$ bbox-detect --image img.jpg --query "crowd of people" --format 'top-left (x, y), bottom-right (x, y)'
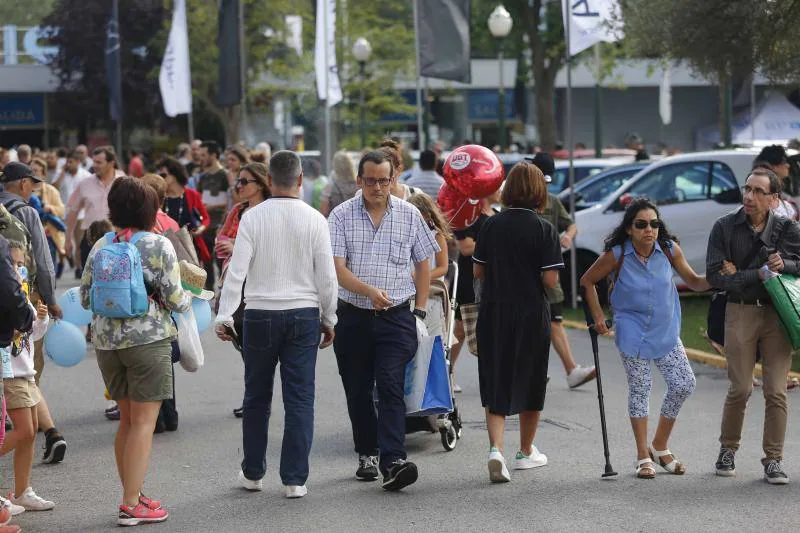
top-left (0, 137), bottom-right (797, 529)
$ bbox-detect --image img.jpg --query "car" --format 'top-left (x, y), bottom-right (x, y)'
top-left (558, 162), bottom-right (651, 212)
top-left (562, 149), bottom-right (760, 303)
top-left (498, 154), bottom-right (635, 194)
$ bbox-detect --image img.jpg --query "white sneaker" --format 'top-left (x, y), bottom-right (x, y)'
top-left (453, 383), bottom-right (462, 393)
top-left (514, 445), bottom-right (548, 470)
top-left (238, 470), bottom-right (263, 491)
top-left (0, 495), bottom-right (22, 518)
top-left (488, 448), bottom-right (511, 483)
top-left (284, 485), bottom-right (307, 499)
top-left (10, 487), bottom-right (54, 511)
top-left (567, 365), bottom-right (597, 389)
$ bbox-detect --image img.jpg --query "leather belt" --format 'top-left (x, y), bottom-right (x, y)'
top-left (338, 299), bottom-right (411, 316)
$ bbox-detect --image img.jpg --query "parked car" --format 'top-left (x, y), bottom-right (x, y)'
top-left (558, 162), bottom-right (650, 213)
top-left (563, 149), bottom-right (760, 303)
top-left (498, 154), bottom-right (634, 194)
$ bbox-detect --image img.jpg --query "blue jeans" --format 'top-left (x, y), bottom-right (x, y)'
top-left (241, 308), bottom-right (319, 486)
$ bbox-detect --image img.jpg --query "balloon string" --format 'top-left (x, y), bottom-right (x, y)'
top-left (447, 198), bottom-right (471, 226)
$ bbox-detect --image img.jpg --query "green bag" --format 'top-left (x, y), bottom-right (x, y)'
top-left (763, 273), bottom-right (800, 349)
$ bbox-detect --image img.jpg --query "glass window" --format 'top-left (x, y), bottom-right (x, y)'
top-left (550, 165), bottom-right (606, 193)
top-left (576, 167), bottom-right (641, 204)
top-left (710, 162), bottom-right (739, 195)
top-left (626, 162), bottom-right (710, 205)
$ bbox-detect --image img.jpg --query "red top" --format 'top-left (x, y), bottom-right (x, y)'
top-left (128, 156), bottom-right (144, 178)
top-left (154, 210), bottom-right (179, 234)
top-left (183, 188), bottom-right (212, 263)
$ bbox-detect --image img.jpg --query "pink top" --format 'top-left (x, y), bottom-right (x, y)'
top-left (154, 210), bottom-right (179, 234)
top-left (66, 175), bottom-right (117, 230)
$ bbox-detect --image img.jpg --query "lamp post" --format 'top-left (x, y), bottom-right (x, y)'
top-left (488, 5), bottom-right (513, 153)
top-left (352, 37), bottom-right (372, 149)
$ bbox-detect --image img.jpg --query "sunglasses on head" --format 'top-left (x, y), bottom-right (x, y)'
top-left (633, 219), bottom-right (661, 230)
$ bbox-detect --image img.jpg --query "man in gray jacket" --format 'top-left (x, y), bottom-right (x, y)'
top-left (0, 162), bottom-right (67, 465)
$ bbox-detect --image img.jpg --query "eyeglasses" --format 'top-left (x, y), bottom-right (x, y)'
top-left (741, 185), bottom-right (772, 197)
top-left (236, 178), bottom-right (257, 187)
top-left (633, 219), bottom-right (661, 230)
top-left (362, 177), bottom-right (391, 187)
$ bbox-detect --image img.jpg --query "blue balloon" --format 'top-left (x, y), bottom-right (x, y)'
top-left (58, 287), bottom-right (93, 326)
top-left (44, 321), bottom-right (87, 367)
top-left (191, 298), bottom-right (213, 334)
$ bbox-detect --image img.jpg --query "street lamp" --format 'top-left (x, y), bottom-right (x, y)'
top-left (352, 37), bottom-right (372, 149)
top-left (488, 5), bottom-right (513, 153)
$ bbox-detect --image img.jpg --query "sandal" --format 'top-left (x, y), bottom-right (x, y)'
top-left (635, 458), bottom-right (656, 479)
top-left (649, 445), bottom-right (686, 475)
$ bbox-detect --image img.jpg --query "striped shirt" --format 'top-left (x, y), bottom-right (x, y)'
top-left (706, 206), bottom-right (800, 302)
top-left (406, 170), bottom-right (444, 200)
top-left (329, 194), bottom-right (439, 309)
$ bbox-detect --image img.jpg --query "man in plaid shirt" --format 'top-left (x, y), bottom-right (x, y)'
top-left (329, 150), bottom-right (439, 492)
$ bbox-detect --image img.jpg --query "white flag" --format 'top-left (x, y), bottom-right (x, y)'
top-left (314, 0), bottom-right (342, 107)
top-left (659, 67), bottom-right (672, 125)
top-left (562, 0), bottom-right (623, 57)
top-left (159, 0), bottom-right (192, 117)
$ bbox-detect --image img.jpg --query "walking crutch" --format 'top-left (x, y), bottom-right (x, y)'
top-left (579, 287), bottom-right (618, 479)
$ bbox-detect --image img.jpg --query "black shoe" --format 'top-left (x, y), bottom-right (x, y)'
top-left (233, 406), bottom-right (244, 418)
top-left (42, 431), bottom-right (67, 464)
top-left (715, 447), bottom-right (736, 477)
top-left (154, 415), bottom-right (166, 434)
top-left (163, 410), bottom-right (178, 432)
top-left (356, 455), bottom-right (379, 481)
top-left (764, 459), bottom-right (790, 485)
top-left (382, 460), bottom-right (418, 491)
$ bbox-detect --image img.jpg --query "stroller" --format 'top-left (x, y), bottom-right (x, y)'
top-left (404, 261), bottom-right (464, 451)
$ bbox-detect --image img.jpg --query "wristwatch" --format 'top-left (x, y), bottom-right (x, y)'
top-left (412, 308), bottom-right (427, 320)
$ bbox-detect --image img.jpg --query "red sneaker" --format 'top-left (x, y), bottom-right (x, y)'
top-left (0, 525), bottom-right (21, 532)
top-left (138, 493), bottom-right (161, 510)
top-left (117, 503), bottom-right (168, 527)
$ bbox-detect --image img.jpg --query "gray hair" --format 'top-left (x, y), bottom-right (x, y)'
top-left (268, 150), bottom-right (302, 188)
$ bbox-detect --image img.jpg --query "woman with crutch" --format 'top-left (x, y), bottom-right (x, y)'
top-left (581, 197), bottom-right (709, 479)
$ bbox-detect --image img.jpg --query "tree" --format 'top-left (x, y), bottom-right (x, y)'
top-left (43, 1), bottom-right (166, 137)
top-left (622, 0), bottom-right (800, 145)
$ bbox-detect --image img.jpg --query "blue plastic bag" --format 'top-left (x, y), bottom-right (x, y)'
top-left (404, 335), bottom-right (453, 416)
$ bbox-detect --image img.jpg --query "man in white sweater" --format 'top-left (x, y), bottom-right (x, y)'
top-left (215, 150), bottom-right (338, 499)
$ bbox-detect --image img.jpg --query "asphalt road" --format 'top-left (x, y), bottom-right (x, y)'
top-left (6, 281), bottom-right (800, 532)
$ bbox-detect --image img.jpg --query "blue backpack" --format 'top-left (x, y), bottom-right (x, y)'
top-left (90, 232), bottom-right (150, 318)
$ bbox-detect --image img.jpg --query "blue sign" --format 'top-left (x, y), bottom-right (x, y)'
top-left (380, 90), bottom-right (417, 123)
top-left (468, 89), bottom-right (515, 121)
top-left (0, 95), bottom-right (45, 127)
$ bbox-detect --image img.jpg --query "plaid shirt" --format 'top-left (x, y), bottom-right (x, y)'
top-left (329, 194), bottom-right (439, 309)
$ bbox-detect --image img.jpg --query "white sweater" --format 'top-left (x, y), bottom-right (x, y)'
top-left (7, 308), bottom-right (48, 380)
top-left (216, 197), bottom-right (339, 328)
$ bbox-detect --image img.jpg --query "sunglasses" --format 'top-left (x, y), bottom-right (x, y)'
top-left (362, 177), bottom-right (391, 187)
top-left (236, 178), bottom-right (257, 187)
top-left (633, 219), bottom-right (661, 230)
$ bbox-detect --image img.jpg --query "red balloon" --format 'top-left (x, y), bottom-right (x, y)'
top-left (437, 183), bottom-right (481, 231)
top-left (443, 144), bottom-right (505, 199)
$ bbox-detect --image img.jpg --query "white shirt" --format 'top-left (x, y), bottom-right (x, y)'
top-left (7, 310), bottom-right (48, 380)
top-left (57, 167), bottom-right (90, 206)
top-left (215, 197), bottom-right (339, 328)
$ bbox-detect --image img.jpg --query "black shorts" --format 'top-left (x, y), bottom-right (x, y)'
top-left (549, 302), bottom-right (564, 323)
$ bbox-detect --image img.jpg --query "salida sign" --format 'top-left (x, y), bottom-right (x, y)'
top-left (0, 95), bottom-right (45, 127)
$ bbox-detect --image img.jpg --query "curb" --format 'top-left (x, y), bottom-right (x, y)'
top-left (561, 319), bottom-right (800, 380)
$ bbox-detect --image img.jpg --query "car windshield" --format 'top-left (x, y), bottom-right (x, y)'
top-left (573, 167), bottom-right (643, 204)
top-left (550, 166), bottom-right (605, 193)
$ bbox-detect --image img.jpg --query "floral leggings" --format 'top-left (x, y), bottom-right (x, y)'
top-left (620, 340), bottom-right (696, 419)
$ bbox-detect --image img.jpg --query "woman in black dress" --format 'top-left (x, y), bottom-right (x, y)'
top-left (473, 162), bottom-right (563, 483)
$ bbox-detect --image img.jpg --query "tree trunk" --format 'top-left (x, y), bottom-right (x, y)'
top-left (535, 77), bottom-right (558, 151)
top-left (718, 71), bottom-right (732, 147)
top-left (223, 105), bottom-right (241, 145)
top-left (523, 0), bottom-right (562, 151)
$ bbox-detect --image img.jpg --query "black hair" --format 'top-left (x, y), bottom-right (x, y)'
top-left (157, 156), bottom-right (189, 187)
top-left (200, 140), bottom-right (221, 158)
top-left (755, 145), bottom-right (788, 167)
top-left (603, 197), bottom-right (678, 252)
top-left (357, 150), bottom-right (394, 178)
top-left (419, 150), bottom-right (437, 171)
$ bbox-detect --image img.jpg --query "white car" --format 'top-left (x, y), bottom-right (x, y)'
top-left (566, 149), bottom-right (760, 300)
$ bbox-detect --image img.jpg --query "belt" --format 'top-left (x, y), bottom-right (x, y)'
top-left (729, 297), bottom-right (770, 307)
top-left (338, 299), bottom-right (411, 316)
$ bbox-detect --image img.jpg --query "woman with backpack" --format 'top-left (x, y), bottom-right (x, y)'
top-left (580, 197), bottom-right (709, 479)
top-left (80, 177), bottom-right (191, 526)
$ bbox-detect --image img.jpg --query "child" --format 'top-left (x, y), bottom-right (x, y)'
top-left (408, 193), bottom-right (453, 339)
top-left (0, 243), bottom-right (54, 512)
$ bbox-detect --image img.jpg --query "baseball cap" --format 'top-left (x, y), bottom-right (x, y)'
top-left (0, 162), bottom-right (40, 184)
top-left (525, 153), bottom-right (555, 183)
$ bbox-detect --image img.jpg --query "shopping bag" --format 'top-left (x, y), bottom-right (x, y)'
top-left (404, 335), bottom-right (453, 416)
top-left (763, 273), bottom-right (800, 349)
top-left (459, 303), bottom-right (479, 357)
top-left (175, 307), bottom-right (205, 372)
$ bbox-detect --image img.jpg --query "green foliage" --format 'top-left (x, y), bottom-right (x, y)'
top-left (0, 0), bottom-right (55, 26)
